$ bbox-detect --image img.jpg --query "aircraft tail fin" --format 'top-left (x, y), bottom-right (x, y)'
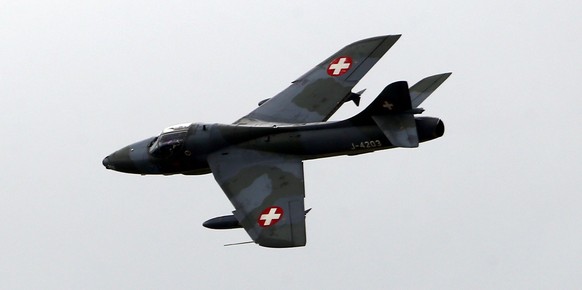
top-left (353, 81), bottom-right (414, 118)
top-left (353, 72), bottom-right (451, 119)
top-left (351, 81), bottom-right (420, 147)
top-left (350, 73), bottom-right (451, 148)
top-left (349, 74), bottom-right (450, 148)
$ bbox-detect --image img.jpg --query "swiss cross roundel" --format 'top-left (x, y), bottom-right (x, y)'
top-left (258, 206), bottom-right (284, 227)
top-left (327, 56), bottom-right (353, 76)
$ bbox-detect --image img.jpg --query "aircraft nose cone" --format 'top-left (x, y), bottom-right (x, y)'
top-left (102, 156), bottom-right (114, 169)
top-left (103, 137), bottom-right (160, 174)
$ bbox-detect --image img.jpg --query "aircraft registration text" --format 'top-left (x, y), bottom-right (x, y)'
top-left (350, 140), bottom-right (382, 150)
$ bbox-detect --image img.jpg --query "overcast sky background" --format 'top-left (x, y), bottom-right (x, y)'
top-left (1, 1), bottom-right (581, 289)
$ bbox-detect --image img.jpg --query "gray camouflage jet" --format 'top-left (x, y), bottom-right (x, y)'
top-left (103, 35), bottom-right (450, 248)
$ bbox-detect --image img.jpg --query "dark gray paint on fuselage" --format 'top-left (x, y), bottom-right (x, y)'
top-left (102, 116), bottom-right (444, 176)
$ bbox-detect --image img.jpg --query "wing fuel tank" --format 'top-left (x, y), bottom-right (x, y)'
top-left (203, 215), bottom-right (242, 230)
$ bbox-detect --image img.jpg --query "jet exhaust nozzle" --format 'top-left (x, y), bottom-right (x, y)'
top-left (203, 215), bottom-right (242, 230)
top-left (416, 117), bottom-right (445, 142)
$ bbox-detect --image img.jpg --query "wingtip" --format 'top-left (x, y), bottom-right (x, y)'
top-left (441, 72), bottom-right (453, 80)
top-left (386, 34), bottom-right (402, 44)
top-left (382, 34), bottom-right (402, 40)
top-left (361, 34), bottom-right (402, 43)
top-left (430, 72), bottom-right (453, 80)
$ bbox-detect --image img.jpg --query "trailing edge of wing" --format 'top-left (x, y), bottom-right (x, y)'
top-left (207, 149), bottom-right (307, 248)
top-left (410, 73), bottom-right (452, 107)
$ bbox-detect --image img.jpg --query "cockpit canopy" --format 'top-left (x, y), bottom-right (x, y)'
top-left (148, 123), bottom-right (190, 158)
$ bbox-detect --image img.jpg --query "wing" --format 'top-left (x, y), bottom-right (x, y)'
top-left (235, 35), bottom-right (401, 125)
top-left (207, 148), bottom-right (307, 248)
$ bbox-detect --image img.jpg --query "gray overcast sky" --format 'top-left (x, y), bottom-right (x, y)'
top-left (1, 1), bottom-right (581, 289)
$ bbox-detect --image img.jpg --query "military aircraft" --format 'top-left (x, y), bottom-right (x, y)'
top-left (103, 35), bottom-right (450, 248)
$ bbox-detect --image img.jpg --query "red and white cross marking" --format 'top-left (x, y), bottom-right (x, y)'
top-left (258, 206), bottom-right (284, 227)
top-left (327, 56), bottom-right (353, 76)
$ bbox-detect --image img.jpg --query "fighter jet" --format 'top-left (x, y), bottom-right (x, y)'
top-left (103, 35), bottom-right (450, 248)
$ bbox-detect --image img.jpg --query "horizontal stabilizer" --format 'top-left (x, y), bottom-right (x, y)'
top-left (410, 73), bottom-right (452, 107)
top-left (373, 115), bottom-right (419, 148)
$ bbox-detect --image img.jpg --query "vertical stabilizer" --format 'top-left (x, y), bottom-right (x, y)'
top-left (351, 81), bottom-right (419, 147)
top-left (355, 81), bottom-right (412, 117)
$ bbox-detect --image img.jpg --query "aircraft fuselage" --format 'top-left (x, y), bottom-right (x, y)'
top-left (102, 116), bottom-right (444, 176)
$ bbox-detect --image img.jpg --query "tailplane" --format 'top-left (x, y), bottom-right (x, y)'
top-left (410, 73), bottom-right (452, 107)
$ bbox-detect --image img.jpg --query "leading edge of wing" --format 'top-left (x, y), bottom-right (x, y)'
top-left (236, 35), bottom-right (401, 125)
top-left (293, 34), bottom-right (401, 83)
top-left (207, 148), bottom-right (307, 248)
